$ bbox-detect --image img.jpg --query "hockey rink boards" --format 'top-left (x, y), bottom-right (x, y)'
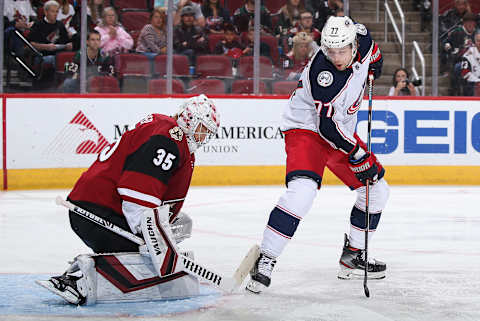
top-left (1, 185), bottom-right (479, 321)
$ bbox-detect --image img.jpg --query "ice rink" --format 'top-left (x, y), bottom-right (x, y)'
top-left (1, 185), bottom-right (479, 321)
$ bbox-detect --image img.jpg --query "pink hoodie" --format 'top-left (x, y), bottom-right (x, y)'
top-left (95, 25), bottom-right (134, 56)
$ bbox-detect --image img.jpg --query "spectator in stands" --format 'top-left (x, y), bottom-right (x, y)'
top-left (286, 11), bottom-right (321, 51)
top-left (413, 0), bottom-right (432, 31)
top-left (173, 0), bottom-right (206, 28)
top-left (440, 0), bottom-right (471, 38)
top-left (458, 30), bottom-right (480, 96)
top-left (201, 0), bottom-right (231, 34)
top-left (62, 30), bottom-right (114, 93)
top-left (87, 0), bottom-right (104, 26)
top-left (442, 12), bottom-right (477, 95)
top-left (57, 0), bottom-right (76, 37)
top-left (304, 0), bottom-right (341, 31)
top-left (282, 32), bottom-right (313, 81)
top-left (4, 0), bottom-right (37, 58)
top-left (233, 0), bottom-right (272, 34)
top-left (136, 7), bottom-right (167, 59)
top-left (173, 5), bottom-right (209, 68)
top-left (275, 0), bottom-right (306, 39)
top-left (241, 25), bottom-right (271, 58)
top-left (94, 7), bottom-right (134, 56)
top-left (388, 68), bottom-right (419, 96)
top-left (213, 23), bottom-right (244, 57)
top-left (28, 0), bottom-right (73, 82)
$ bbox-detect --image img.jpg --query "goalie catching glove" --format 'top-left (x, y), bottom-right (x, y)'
top-left (348, 144), bottom-right (378, 185)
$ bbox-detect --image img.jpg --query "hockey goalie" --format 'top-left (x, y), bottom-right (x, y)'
top-left (37, 95), bottom-right (220, 305)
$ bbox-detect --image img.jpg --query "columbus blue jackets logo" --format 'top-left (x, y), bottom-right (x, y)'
top-left (317, 71), bottom-right (333, 87)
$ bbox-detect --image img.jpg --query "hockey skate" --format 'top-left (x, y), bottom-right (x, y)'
top-left (337, 234), bottom-right (386, 280)
top-left (36, 274), bottom-right (86, 305)
top-left (246, 252), bottom-right (276, 294)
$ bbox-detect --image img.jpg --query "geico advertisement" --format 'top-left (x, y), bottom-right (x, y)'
top-left (4, 97), bottom-right (480, 169)
top-left (4, 97), bottom-right (286, 169)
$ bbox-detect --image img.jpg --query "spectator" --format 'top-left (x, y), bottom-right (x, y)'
top-left (442, 12), bottom-right (477, 95)
top-left (173, 5), bottom-right (209, 67)
top-left (87, 0), bottom-right (104, 26)
top-left (275, 0), bottom-right (306, 38)
top-left (94, 7), bottom-right (134, 56)
top-left (213, 24), bottom-right (244, 57)
top-left (173, 0), bottom-right (206, 28)
top-left (282, 32), bottom-right (314, 80)
top-left (28, 0), bottom-right (73, 81)
top-left (56, 0), bottom-right (76, 37)
top-left (136, 7), bottom-right (167, 59)
top-left (440, 0), bottom-right (471, 38)
top-left (233, 0), bottom-right (272, 34)
top-left (388, 68), bottom-right (420, 96)
top-left (286, 11), bottom-right (321, 50)
top-left (201, 0), bottom-right (231, 33)
top-left (458, 30), bottom-right (480, 96)
top-left (4, 0), bottom-right (37, 58)
top-left (241, 25), bottom-right (271, 58)
top-left (305, 0), bottom-right (341, 31)
top-left (62, 30), bottom-right (115, 93)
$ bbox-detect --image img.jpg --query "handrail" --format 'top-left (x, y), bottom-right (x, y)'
top-left (384, 0), bottom-right (405, 67)
top-left (411, 40), bottom-right (426, 96)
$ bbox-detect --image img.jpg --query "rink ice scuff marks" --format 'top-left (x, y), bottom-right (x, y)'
top-left (0, 274), bottom-right (220, 317)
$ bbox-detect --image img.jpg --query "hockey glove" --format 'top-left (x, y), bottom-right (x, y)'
top-left (348, 147), bottom-right (379, 185)
top-left (369, 56), bottom-right (383, 80)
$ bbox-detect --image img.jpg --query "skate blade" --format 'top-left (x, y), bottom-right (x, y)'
top-left (245, 279), bottom-right (266, 294)
top-left (337, 266), bottom-right (386, 280)
top-left (35, 280), bottom-right (81, 305)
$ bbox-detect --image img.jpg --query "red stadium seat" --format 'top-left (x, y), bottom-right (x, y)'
top-left (224, 0), bottom-right (245, 15)
top-left (120, 11), bottom-right (150, 34)
top-left (188, 79), bottom-right (226, 94)
top-left (237, 56), bottom-right (273, 78)
top-left (272, 81), bottom-right (297, 95)
top-left (231, 79), bottom-right (268, 94)
top-left (196, 55), bottom-right (233, 78)
top-left (55, 51), bottom-right (76, 74)
top-left (149, 79), bottom-right (185, 94)
top-left (475, 83), bottom-right (480, 97)
top-left (113, 0), bottom-right (148, 10)
top-left (88, 76), bottom-right (121, 93)
top-left (261, 34), bottom-right (280, 66)
top-left (114, 53), bottom-right (151, 79)
top-left (265, 0), bottom-right (285, 14)
top-left (153, 55), bottom-right (190, 76)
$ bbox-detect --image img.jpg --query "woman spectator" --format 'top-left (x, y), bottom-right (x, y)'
top-left (201, 0), bottom-right (231, 33)
top-left (388, 68), bottom-right (419, 96)
top-left (276, 0), bottom-right (306, 38)
top-left (57, 0), bottom-right (76, 37)
top-left (282, 32), bottom-right (313, 80)
top-left (94, 7), bottom-right (134, 56)
top-left (136, 7), bottom-right (167, 59)
top-left (88, 0), bottom-right (105, 26)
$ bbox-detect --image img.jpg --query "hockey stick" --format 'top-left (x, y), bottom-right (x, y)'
top-left (56, 196), bottom-right (255, 292)
top-left (363, 72), bottom-right (374, 298)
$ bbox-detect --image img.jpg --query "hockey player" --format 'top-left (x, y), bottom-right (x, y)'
top-left (246, 16), bottom-right (389, 294)
top-left (37, 95), bottom-right (220, 304)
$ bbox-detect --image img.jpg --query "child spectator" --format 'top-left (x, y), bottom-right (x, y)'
top-left (136, 7), bottom-right (167, 59)
top-left (213, 23), bottom-right (244, 60)
top-left (275, 0), bottom-right (306, 39)
top-left (241, 26), bottom-right (271, 58)
top-left (94, 7), bottom-right (133, 56)
top-left (201, 0), bottom-right (231, 33)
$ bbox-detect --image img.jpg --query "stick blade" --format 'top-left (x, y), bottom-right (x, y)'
top-left (231, 244), bottom-right (260, 291)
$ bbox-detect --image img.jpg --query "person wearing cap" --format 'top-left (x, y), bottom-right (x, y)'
top-left (173, 0), bottom-right (205, 28)
top-left (173, 5), bottom-right (209, 68)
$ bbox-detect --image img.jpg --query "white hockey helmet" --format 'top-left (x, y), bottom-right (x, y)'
top-left (321, 16), bottom-right (358, 65)
top-left (176, 94), bottom-right (220, 153)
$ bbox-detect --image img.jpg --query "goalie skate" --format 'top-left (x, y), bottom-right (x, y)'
top-left (337, 234), bottom-right (386, 280)
top-left (246, 253), bottom-right (276, 294)
top-left (36, 274), bottom-right (86, 305)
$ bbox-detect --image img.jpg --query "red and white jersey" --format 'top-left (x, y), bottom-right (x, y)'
top-left (69, 114), bottom-right (193, 221)
top-left (282, 23), bottom-right (381, 155)
top-left (460, 46), bottom-right (480, 82)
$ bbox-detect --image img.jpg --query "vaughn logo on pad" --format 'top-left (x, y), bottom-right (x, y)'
top-left (44, 111), bottom-right (110, 155)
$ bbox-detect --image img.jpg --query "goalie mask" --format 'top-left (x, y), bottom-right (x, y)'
top-left (176, 94), bottom-right (220, 153)
top-left (321, 16), bottom-right (358, 68)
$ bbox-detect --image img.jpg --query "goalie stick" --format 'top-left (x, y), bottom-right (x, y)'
top-left (56, 196), bottom-right (256, 292)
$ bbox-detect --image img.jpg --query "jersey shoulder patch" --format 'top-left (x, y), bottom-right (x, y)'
top-left (356, 24), bottom-right (373, 59)
top-left (308, 53), bottom-right (352, 103)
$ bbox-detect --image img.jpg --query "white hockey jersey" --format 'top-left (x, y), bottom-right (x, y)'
top-left (460, 45), bottom-right (480, 82)
top-left (281, 23), bottom-right (381, 155)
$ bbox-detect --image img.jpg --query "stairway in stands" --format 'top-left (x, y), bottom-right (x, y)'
top-left (350, 0), bottom-right (449, 96)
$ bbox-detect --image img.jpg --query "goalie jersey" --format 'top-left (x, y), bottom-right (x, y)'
top-left (282, 23), bottom-right (381, 155)
top-left (69, 114), bottom-right (193, 221)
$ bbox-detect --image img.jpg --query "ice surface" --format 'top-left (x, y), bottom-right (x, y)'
top-left (1, 186), bottom-right (479, 321)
